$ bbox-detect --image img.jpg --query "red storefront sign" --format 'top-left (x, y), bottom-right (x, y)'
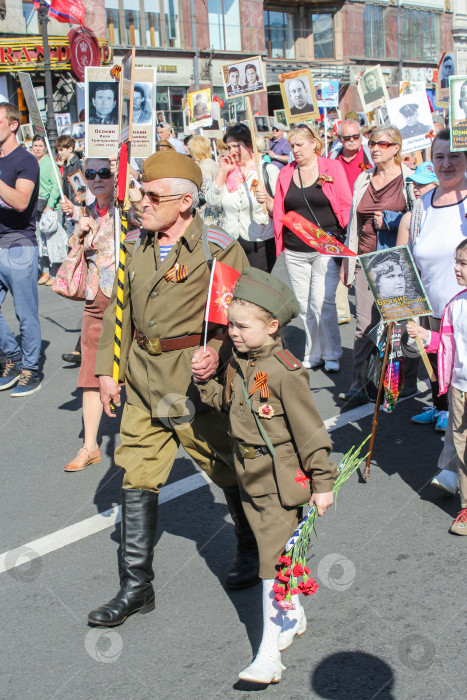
top-left (68, 28), bottom-right (100, 82)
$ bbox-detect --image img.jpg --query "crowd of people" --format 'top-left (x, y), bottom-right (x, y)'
top-left (1, 95), bottom-right (466, 685)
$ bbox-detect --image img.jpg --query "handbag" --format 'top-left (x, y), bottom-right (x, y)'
top-left (51, 243), bottom-right (87, 301)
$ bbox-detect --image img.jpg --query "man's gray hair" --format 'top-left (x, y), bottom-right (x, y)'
top-left (169, 177), bottom-right (199, 210)
top-left (338, 119), bottom-right (361, 136)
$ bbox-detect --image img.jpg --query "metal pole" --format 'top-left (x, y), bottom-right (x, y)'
top-left (38, 0), bottom-right (58, 151)
top-left (190, 0), bottom-right (200, 91)
top-left (397, 0), bottom-right (403, 84)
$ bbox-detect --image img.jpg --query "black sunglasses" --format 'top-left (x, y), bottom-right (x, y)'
top-left (341, 134), bottom-right (361, 142)
top-left (85, 168), bottom-right (112, 180)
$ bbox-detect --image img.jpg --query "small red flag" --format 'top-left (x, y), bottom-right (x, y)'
top-left (204, 259), bottom-right (240, 325)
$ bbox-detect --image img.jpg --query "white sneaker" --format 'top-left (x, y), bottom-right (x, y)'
top-left (324, 360), bottom-right (340, 373)
top-left (302, 359), bottom-right (324, 370)
top-left (279, 609), bottom-right (307, 651)
top-left (238, 654), bottom-right (285, 684)
top-left (431, 469), bottom-right (458, 495)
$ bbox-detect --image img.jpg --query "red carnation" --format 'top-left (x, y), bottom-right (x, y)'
top-left (278, 555), bottom-right (292, 566)
top-left (292, 563), bottom-right (304, 577)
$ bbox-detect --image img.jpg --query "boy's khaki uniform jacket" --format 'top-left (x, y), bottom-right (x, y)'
top-left (198, 338), bottom-right (337, 507)
top-left (95, 213), bottom-right (247, 419)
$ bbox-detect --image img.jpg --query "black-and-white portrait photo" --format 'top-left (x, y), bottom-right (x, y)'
top-left (133, 83), bottom-right (153, 124)
top-left (71, 122), bottom-right (85, 140)
top-left (254, 116), bottom-right (271, 133)
top-left (360, 246), bottom-right (432, 323)
top-left (386, 90), bottom-right (433, 154)
top-left (440, 53), bottom-right (455, 89)
top-left (88, 82), bottom-right (119, 125)
top-left (357, 66), bottom-right (388, 112)
top-left (221, 56), bottom-right (266, 99)
top-left (449, 76), bottom-right (467, 151)
top-left (279, 69), bottom-right (318, 123)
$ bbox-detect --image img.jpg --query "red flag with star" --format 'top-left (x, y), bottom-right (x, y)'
top-left (204, 259), bottom-right (240, 325)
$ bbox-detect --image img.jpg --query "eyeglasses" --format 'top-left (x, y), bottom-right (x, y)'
top-left (368, 140), bottom-right (398, 149)
top-left (142, 192), bottom-right (186, 205)
top-left (341, 134), bottom-right (361, 142)
top-left (85, 168), bottom-right (112, 180)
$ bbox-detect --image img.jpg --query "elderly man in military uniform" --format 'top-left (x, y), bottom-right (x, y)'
top-left (399, 103), bottom-right (431, 139)
top-left (88, 151), bottom-right (254, 627)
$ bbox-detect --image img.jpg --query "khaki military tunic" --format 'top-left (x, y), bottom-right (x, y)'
top-left (95, 213), bottom-right (248, 491)
top-left (197, 338), bottom-right (337, 577)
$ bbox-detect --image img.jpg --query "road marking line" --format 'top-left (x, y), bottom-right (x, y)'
top-left (0, 381), bottom-right (429, 574)
top-left (0, 473), bottom-right (208, 574)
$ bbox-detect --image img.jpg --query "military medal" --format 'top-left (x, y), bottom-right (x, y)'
top-left (258, 403), bottom-right (274, 419)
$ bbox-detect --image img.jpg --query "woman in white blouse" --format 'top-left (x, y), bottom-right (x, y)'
top-left (205, 123), bottom-right (278, 272)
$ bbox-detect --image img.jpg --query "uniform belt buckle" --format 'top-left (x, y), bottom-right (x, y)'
top-left (145, 337), bottom-right (162, 355)
top-left (238, 443), bottom-right (256, 459)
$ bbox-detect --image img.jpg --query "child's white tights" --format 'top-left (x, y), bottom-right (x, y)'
top-left (257, 579), bottom-right (284, 659)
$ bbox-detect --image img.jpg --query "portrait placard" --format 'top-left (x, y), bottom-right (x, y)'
top-left (71, 122), bottom-right (85, 140)
top-left (20, 123), bottom-right (34, 142)
top-left (85, 66), bottom-right (120, 157)
top-left (187, 88), bottom-right (212, 130)
top-left (399, 81), bottom-right (426, 96)
top-left (356, 65), bottom-right (389, 113)
top-left (359, 246), bottom-right (432, 323)
top-left (67, 170), bottom-right (87, 203)
top-left (18, 73), bottom-right (45, 136)
top-left (254, 115), bottom-right (273, 135)
top-left (120, 48), bottom-right (135, 144)
top-left (273, 109), bottom-right (287, 126)
top-left (202, 101), bottom-right (222, 137)
top-left (131, 67), bottom-right (156, 158)
top-left (436, 52), bottom-right (455, 107)
top-left (221, 56), bottom-right (266, 99)
top-left (386, 91), bottom-right (433, 154)
top-left (315, 80), bottom-right (339, 108)
top-left (449, 75), bottom-right (467, 151)
top-left (279, 68), bottom-right (319, 123)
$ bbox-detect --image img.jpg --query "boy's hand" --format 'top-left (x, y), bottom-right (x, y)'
top-left (309, 491), bottom-right (333, 516)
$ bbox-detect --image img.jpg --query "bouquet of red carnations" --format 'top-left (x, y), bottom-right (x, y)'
top-left (273, 437), bottom-right (370, 610)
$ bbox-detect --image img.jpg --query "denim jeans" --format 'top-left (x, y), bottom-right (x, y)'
top-left (0, 244), bottom-right (41, 371)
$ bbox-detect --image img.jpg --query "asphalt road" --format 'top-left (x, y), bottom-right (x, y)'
top-left (0, 255), bottom-right (464, 700)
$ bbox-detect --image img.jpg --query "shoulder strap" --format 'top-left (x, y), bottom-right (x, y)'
top-left (240, 377), bottom-right (276, 458)
top-left (275, 348), bottom-right (302, 370)
top-left (408, 197), bottom-right (424, 253)
top-left (262, 162), bottom-right (273, 198)
top-left (202, 224), bottom-right (213, 268)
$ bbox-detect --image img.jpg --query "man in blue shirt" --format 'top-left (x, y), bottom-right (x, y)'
top-left (0, 102), bottom-right (41, 396)
top-left (268, 123), bottom-right (291, 170)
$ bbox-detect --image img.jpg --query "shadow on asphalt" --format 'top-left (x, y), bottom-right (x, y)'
top-left (311, 651), bottom-right (395, 698)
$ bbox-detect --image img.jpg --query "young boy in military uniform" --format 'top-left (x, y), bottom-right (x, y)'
top-left (194, 267), bottom-right (338, 685)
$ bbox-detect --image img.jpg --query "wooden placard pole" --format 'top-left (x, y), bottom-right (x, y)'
top-left (245, 95), bottom-right (267, 214)
top-left (362, 321), bottom-right (394, 479)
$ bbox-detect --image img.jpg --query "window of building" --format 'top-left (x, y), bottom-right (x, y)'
top-left (105, 0), bottom-right (121, 46)
top-left (208, 0), bottom-right (241, 51)
top-left (144, 0), bottom-right (162, 48)
top-left (22, 0), bottom-right (39, 34)
top-left (124, 0), bottom-right (142, 46)
top-left (312, 13), bottom-right (334, 60)
top-left (164, 0), bottom-right (181, 48)
top-left (364, 4), bottom-right (385, 59)
top-left (264, 11), bottom-right (295, 59)
top-left (401, 9), bottom-right (440, 63)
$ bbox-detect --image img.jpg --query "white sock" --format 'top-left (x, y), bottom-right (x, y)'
top-left (281, 593), bottom-right (303, 632)
top-left (256, 579), bottom-right (284, 660)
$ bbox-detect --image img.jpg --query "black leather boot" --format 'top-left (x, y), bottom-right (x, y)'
top-left (223, 485), bottom-right (260, 590)
top-left (88, 489), bottom-right (158, 627)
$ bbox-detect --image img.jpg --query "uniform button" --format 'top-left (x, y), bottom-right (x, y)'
top-left (147, 320), bottom-right (155, 327)
top-left (250, 362), bottom-right (256, 367)
top-left (239, 401), bottom-right (244, 406)
top-left (150, 291), bottom-right (157, 299)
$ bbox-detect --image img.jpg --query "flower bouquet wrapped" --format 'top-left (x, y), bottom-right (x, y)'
top-left (273, 437), bottom-right (370, 610)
